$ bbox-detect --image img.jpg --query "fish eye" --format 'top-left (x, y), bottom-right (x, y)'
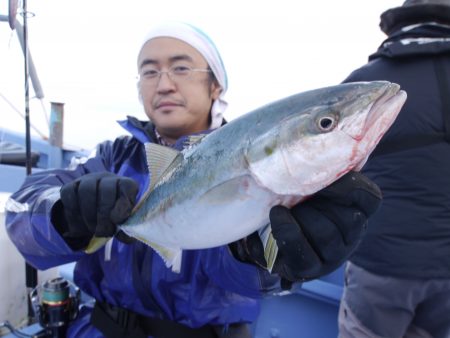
top-left (317, 116), bottom-right (336, 132)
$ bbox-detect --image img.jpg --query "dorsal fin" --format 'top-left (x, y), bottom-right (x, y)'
top-left (130, 143), bottom-right (181, 214)
top-left (145, 142), bottom-right (180, 192)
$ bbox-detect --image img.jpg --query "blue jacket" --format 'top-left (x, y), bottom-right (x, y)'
top-left (5, 117), bottom-right (279, 337)
top-left (345, 23), bottom-right (450, 279)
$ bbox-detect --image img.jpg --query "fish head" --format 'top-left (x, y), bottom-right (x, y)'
top-left (246, 81), bottom-right (407, 196)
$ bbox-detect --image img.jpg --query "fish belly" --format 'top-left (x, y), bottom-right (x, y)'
top-left (123, 174), bottom-right (284, 250)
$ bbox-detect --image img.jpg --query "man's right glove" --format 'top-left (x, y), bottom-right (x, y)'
top-left (51, 172), bottom-right (139, 250)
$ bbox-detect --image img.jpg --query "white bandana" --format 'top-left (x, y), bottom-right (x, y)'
top-left (139, 22), bottom-right (228, 129)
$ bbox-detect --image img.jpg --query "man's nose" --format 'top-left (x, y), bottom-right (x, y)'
top-left (156, 72), bottom-right (176, 92)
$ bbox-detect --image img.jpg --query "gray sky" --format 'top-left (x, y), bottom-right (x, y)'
top-left (0, 0), bottom-right (403, 150)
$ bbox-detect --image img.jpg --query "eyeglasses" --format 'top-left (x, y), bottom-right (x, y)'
top-left (138, 65), bottom-right (211, 85)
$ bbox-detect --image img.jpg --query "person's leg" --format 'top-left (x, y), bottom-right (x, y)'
top-left (405, 278), bottom-right (450, 338)
top-left (338, 262), bottom-right (417, 338)
top-left (338, 298), bottom-right (385, 338)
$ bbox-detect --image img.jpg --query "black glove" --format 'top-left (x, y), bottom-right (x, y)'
top-left (235, 171), bottom-right (382, 289)
top-left (51, 172), bottom-right (139, 250)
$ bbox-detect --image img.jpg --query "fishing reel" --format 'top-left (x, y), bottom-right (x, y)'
top-left (30, 277), bottom-right (80, 338)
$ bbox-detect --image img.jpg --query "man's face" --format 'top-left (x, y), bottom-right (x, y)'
top-left (137, 37), bottom-right (222, 143)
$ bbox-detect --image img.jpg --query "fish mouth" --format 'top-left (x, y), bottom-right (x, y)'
top-left (364, 84), bottom-right (406, 135)
top-left (342, 83), bottom-right (406, 141)
top-left (353, 84), bottom-right (407, 170)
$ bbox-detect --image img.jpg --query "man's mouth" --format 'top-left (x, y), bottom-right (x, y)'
top-left (155, 98), bottom-right (184, 109)
top-left (157, 102), bottom-right (178, 108)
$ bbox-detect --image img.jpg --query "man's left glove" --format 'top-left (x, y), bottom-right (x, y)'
top-left (234, 171), bottom-right (382, 289)
top-left (271, 171), bottom-right (381, 288)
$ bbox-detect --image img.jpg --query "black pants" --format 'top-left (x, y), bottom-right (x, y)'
top-left (91, 301), bottom-right (251, 338)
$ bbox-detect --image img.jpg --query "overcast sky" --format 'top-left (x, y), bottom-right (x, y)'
top-left (0, 0), bottom-right (404, 150)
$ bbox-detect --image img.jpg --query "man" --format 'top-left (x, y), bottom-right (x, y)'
top-left (6, 22), bottom-right (381, 338)
top-left (338, 1), bottom-right (450, 337)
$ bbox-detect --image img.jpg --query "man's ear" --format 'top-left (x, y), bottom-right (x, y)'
top-left (211, 83), bottom-right (222, 100)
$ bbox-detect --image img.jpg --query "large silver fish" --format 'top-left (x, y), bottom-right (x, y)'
top-left (90, 81), bottom-right (406, 272)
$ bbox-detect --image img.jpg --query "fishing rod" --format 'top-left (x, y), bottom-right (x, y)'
top-left (20, 0), bottom-right (39, 325)
top-left (2, 3), bottom-right (81, 337)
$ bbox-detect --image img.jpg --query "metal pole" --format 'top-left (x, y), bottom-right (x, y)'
top-left (49, 102), bottom-right (64, 148)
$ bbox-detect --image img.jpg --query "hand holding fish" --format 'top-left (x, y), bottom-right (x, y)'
top-left (269, 171), bottom-right (382, 289)
top-left (52, 172), bottom-right (138, 250)
top-left (232, 171), bottom-right (381, 289)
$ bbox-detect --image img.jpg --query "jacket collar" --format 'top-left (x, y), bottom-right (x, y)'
top-left (117, 116), bottom-right (217, 151)
top-left (369, 22), bottom-right (450, 60)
